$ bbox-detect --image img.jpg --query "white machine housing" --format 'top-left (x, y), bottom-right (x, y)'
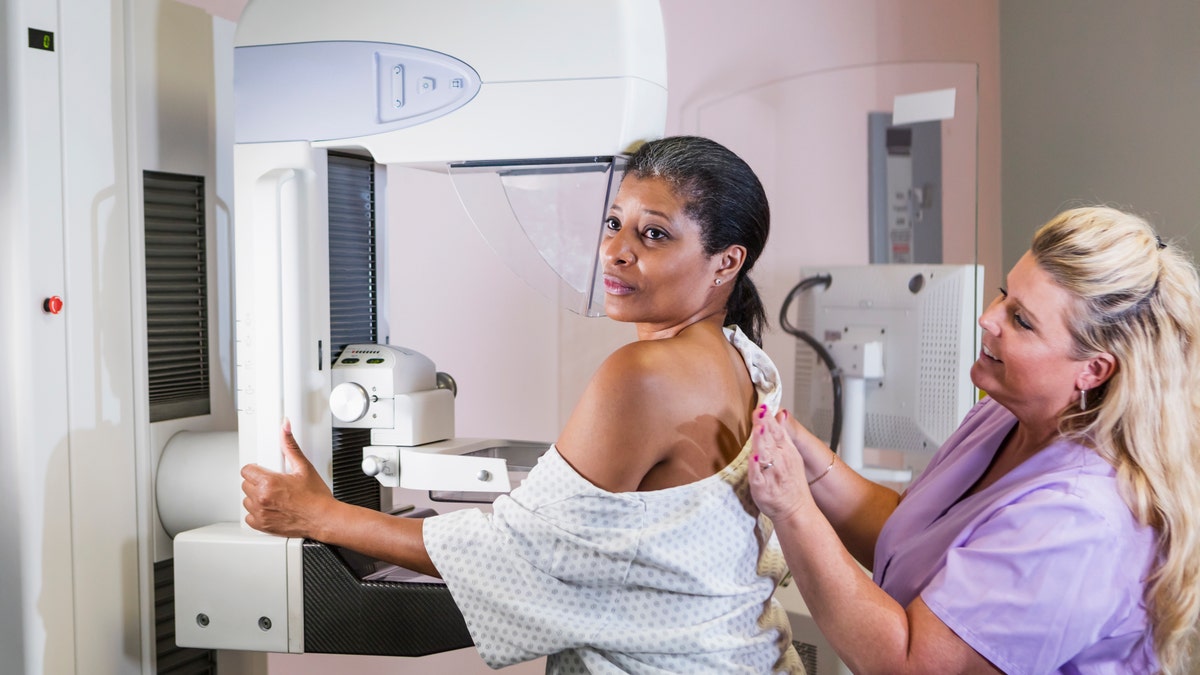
top-left (328, 343), bottom-right (516, 494)
top-left (329, 344), bottom-right (455, 445)
top-left (233, 0), bottom-right (668, 164)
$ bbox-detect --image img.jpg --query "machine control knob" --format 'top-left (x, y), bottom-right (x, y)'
top-left (361, 455), bottom-right (394, 477)
top-left (329, 382), bottom-right (370, 422)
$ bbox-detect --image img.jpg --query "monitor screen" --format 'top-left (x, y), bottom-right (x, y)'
top-left (790, 264), bottom-right (983, 479)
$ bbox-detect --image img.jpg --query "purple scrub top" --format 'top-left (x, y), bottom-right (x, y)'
top-left (874, 398), bottom-right (1158, 674)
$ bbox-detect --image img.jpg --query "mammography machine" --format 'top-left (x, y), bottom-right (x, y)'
top-left (162, 0), bottom-right (667, 656)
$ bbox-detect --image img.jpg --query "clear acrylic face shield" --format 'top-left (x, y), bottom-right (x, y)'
top-left (448, 156), bottom-right (628, 317)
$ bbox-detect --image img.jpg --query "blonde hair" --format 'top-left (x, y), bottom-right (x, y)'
top-left (1031, 206), bottom-right (1200, 674)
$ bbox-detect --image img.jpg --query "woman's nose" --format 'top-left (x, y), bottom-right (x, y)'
top-left (603, 229), bottom-right (633, 265)
top-left (978, 302), bottom-right (1001, 335)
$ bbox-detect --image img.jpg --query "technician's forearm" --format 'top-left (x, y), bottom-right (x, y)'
top-left (812, 469), bottom-right (900, 567)
top-left (315, 501), bottom-right (439, 578)
top-left (774, 505), bottom-right (913, 674)
top-left (800, 444), bottom-right (900, 568)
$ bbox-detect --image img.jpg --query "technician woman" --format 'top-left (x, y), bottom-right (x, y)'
top-left (750, 206), bottom-right (1200, 674)
top-left (242, 136), bottom-right (804, 673)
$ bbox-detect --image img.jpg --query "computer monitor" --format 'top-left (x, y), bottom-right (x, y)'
top-left (789, 264), bottom-right (983, 482)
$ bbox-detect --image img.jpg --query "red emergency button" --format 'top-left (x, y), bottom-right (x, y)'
top-left (43, 296), bottom-right (64, 314)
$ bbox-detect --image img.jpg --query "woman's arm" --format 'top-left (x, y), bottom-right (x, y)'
top-left (241, 420), bottom-right (438, 577)
top-left (751, 416), bottom-right (1000, 674)
top-left (777, 411), bottom-right (901, 568)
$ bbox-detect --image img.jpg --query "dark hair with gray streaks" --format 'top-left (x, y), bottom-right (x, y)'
top-left (623, 136), bottom-right (770, 345)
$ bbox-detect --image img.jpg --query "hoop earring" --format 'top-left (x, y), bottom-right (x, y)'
top-left (1080, 388), bottom-right (1088, 411)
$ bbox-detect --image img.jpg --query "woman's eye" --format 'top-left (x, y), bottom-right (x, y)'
top-left (643, 227), bottom-right (667, 241)
top-left (604, 217), bottom-right (620, 232)
top-left (998, 287), bottom-right (1032, 329)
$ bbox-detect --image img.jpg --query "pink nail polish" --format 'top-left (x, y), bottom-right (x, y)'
top-left (753, 454), bottom-right (759, 462)
top-left (758, 408), bottom-right (765, 419)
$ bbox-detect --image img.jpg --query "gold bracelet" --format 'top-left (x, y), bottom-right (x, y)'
top-left (807, 453), bottom-right (837, 486)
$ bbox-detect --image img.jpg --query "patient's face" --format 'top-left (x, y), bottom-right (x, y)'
top-left (599, 176), bottom-right (720, 329)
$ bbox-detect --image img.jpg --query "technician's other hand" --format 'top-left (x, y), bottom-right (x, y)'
top-left (241, 419), bottom-right (335, 539)
top-left (748, 407), bottom-right (811, 523)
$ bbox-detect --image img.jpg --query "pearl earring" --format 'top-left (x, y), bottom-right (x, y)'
top-left (715, 278), bottom-right (723, 286)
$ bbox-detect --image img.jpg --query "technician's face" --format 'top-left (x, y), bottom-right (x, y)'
top-left (972, 252), bottom-right (1084, 418)
top-left (600, 176), bottom-right (719, 328)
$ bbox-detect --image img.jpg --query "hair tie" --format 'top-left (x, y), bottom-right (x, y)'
top-left (1156, 235), bottom-right (1166, 249)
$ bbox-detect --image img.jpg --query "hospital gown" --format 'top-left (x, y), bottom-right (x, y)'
top-left (424, 326), bottom-right (804, 674)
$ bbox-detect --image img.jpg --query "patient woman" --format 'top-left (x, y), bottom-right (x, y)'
top-left (749, 206), bottom-right (1200, 674)
top-left (242, 136), bottom-right (804, 673)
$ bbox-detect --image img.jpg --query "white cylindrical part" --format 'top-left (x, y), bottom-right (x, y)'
top-left (157, 430), bottom-right (242, 537)
top-left (839, 376), bottom-right (866, 472)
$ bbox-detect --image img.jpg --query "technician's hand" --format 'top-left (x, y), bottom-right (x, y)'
top-left (763, 407), bottom-right (837, 474)
top-left (748, 407), bottom-right (814, 524)
top-left (241, 419), bottom-right (336, 539)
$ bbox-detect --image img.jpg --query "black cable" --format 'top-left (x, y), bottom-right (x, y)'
top-left (778, 274), bottom-right (842, 453)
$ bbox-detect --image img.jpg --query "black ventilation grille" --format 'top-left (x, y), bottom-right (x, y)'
top-left (328, 152), bottom-right (378, 353)
top-left (155, 558), bottom-right (216, 674)
top-left (332, 428), bottom-right (378, 508)
top-left (327, 153), bottom-right (379, 510)
top-left (144, 171), bottom-right (210, 422)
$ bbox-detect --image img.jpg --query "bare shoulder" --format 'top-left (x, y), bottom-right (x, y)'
top-left (556, 330), bottom-right (751, 492)
top-left (595, 338), bottom-right (686, 399)
top-left (556, 341), bottom-right (684, 490)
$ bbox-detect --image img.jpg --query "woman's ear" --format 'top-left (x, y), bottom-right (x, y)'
top-left (1077, 352), bottom-right (1116, 392)
top-left (715, 244), bottom-right (747, 278)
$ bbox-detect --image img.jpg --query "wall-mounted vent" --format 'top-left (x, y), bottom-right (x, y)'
top-left (143, 171), bottom-right (210, 422)
top-left (327, 153), bottom-right (380, 510)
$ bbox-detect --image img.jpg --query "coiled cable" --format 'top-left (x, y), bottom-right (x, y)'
top-left (778, 274), bottom-right (843, 453)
